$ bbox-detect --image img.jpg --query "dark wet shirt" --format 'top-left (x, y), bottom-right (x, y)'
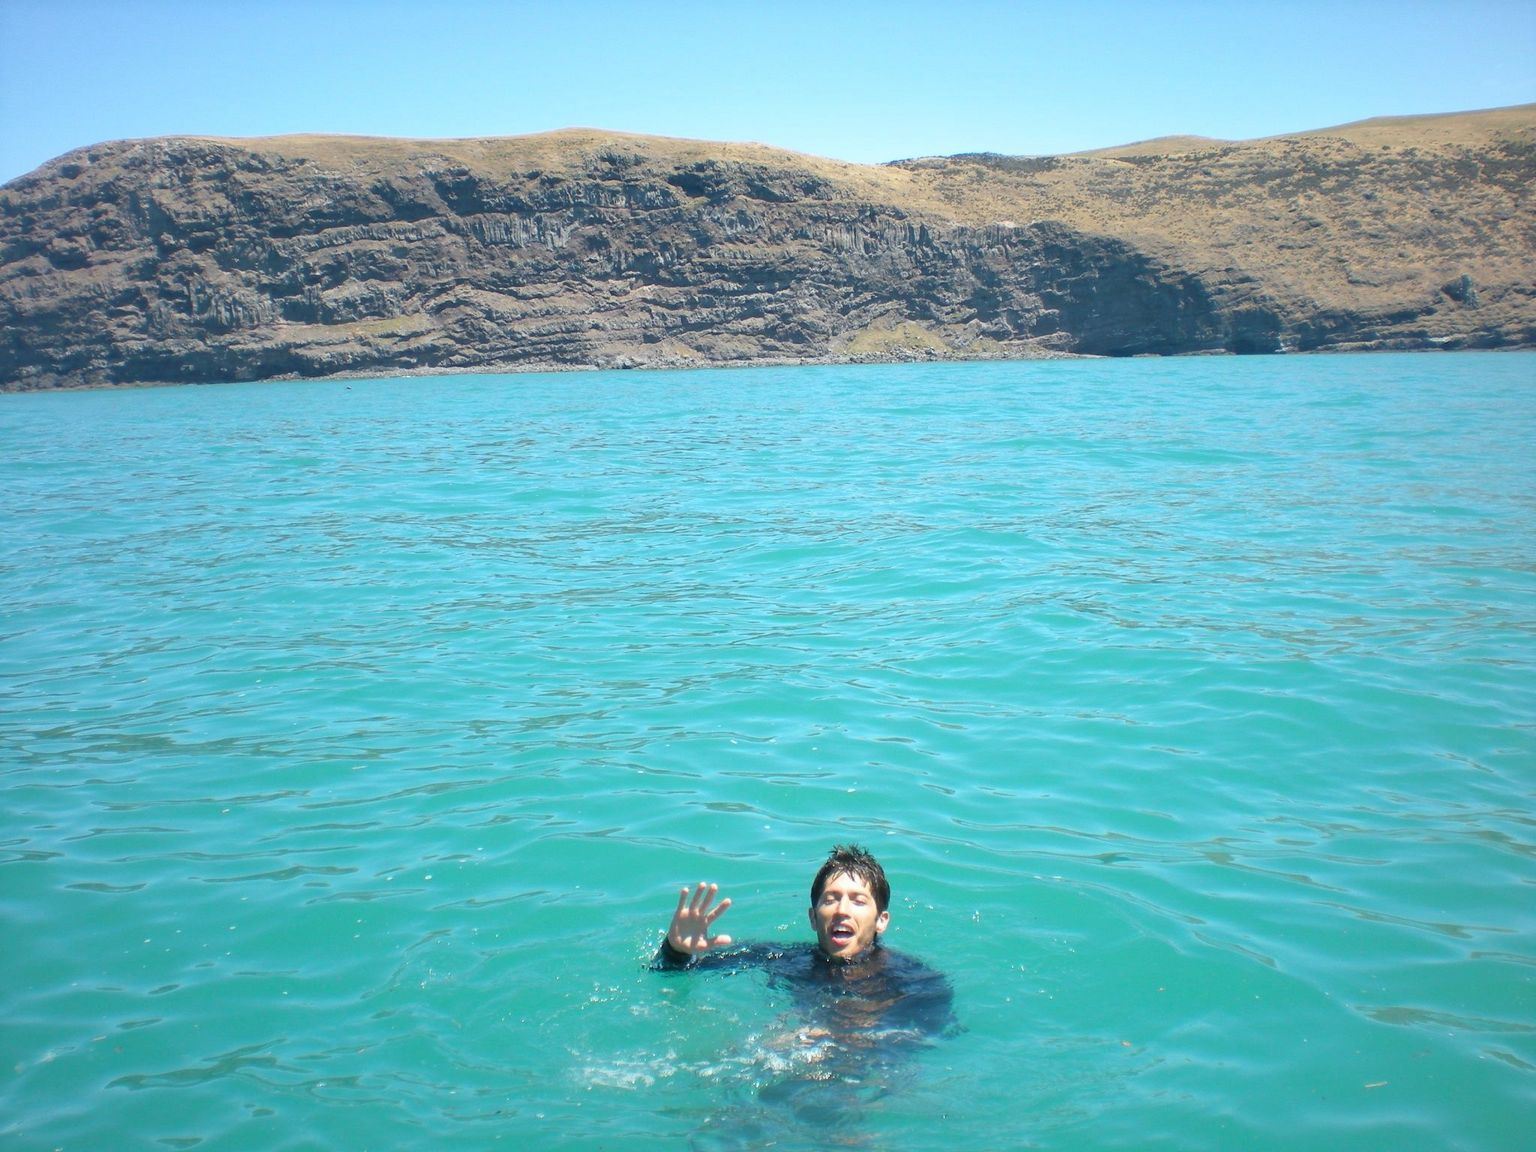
top-left (651, 938), bottom-right (956, 1047)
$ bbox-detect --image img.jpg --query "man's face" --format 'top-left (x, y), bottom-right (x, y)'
top-left (809, 870), bottom-right (889, 961)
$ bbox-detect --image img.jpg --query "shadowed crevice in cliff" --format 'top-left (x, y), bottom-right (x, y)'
top-left (2, 109), bottom-right (1531, 389)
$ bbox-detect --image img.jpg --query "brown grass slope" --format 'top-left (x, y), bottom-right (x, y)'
top-left (900, 104), bottom-right (1535, 352)
top-left (1, 106), bottom-right (1531, 389)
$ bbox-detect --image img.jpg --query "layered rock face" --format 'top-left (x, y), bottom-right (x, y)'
top-left (2, 107), bottom-right (1532, 389)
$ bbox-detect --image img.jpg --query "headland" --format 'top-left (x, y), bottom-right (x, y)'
top-left (2, 106), bottom-right (1532, 390)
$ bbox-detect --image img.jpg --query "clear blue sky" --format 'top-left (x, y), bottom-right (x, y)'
top-left (2, 0), bottom-right (1533, 184)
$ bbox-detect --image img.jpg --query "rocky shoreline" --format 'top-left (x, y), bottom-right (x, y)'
top-left (3, 107), bottom-right (1532, 391)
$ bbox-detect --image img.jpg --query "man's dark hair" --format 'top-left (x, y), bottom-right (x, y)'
top-left (810, 843), bottom-right (891, 913)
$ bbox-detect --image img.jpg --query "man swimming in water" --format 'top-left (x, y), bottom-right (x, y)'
top-left (653, 844), bottom-right (955, 1047)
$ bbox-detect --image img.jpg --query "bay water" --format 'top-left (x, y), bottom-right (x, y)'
top-left (2, 353), bottom-right (1533, 1150)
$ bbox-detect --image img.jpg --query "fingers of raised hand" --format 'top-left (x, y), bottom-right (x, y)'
top-left (687, 881), bottom-right (719, 918)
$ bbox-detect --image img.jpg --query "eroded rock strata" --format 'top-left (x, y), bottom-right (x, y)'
top-left (2, 106), bottom-right (1532, 389)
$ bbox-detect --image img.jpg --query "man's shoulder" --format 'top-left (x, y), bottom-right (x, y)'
top-left (874, 945), bottom-right (952, 992)
top-left (882, 945), bottom-right (947, 974)
top-left (652, 939), bottom-right (950, 989)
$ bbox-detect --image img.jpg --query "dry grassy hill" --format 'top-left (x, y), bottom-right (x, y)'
top-left (2, 106), bottom-right (1531, 389)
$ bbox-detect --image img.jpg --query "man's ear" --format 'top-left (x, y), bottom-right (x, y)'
top-left (875, 910), bottom-right (890, 935)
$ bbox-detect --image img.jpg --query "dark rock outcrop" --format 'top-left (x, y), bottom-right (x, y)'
top-left (2, 107), bottom-right (1532, 390)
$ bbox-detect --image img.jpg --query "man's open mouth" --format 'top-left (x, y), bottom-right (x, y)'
top-left (829, 923), bottom-right (856, 944)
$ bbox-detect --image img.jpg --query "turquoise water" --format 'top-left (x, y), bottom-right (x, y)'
top-left (2, 354), bottom-right (1533, 1151)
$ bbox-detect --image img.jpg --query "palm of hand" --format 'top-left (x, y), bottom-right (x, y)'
top-left (668, 882), bottom-right (733, 954)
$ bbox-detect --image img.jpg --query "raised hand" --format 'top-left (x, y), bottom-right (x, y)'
top-left (666, 881), bottom-right (733, 956)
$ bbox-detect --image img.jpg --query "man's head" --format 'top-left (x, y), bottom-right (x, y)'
top-left (808, 844), bottom-right (891, 961)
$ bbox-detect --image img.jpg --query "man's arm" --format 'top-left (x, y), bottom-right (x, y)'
top-left (655, 881), bottom-right (733, 968)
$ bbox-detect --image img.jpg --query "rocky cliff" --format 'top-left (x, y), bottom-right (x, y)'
top-left (2, 106), bottom-right (1532, 389)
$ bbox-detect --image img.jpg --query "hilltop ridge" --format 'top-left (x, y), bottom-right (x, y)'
top-left (2, 105), bottom-right (1532, 389)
